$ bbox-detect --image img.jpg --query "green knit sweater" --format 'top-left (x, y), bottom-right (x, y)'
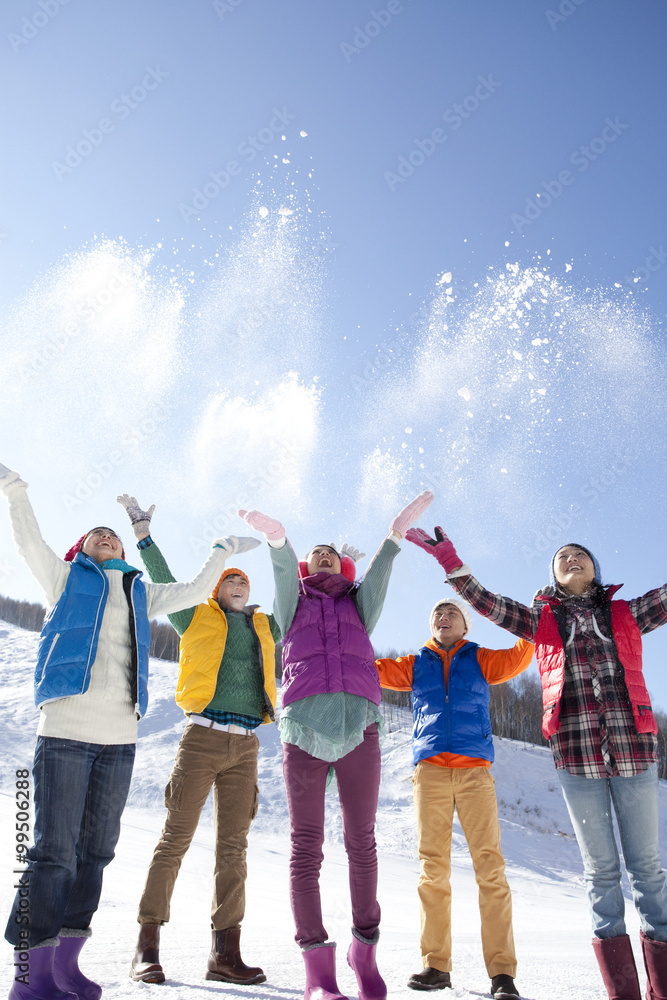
top-left (139, 537), bottom-right (280, 722)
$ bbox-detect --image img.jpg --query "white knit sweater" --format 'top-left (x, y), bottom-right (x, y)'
top-left (2, 480), bottom-right (229, 745)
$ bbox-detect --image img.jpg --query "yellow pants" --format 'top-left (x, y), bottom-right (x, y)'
top-left (412, 761), bottom-right (517, 977)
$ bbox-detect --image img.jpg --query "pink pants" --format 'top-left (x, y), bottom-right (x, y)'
top-left (282, 724), bottom-right (382, 947)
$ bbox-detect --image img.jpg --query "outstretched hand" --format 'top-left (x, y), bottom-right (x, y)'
top-left (390, 490), bottom-right (434, 538)
top-left (238, 509), bottom-right (286, 543)
top-left (219, 535), bottom-right (262, 556)
top-left (340, 543), bottom-right (365, 563)
top-left (0, 463), bottom-right (27, 490)
top-left (116, 494), bottom-right (155, 539)
top-left (405, 526), bottom-right (463, 574)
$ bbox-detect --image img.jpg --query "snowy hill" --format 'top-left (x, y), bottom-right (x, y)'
top-left (2, 619), bottom-right (667, 999)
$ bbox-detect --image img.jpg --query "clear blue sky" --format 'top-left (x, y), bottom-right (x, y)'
top-left (2, 1), bottom-right (667, 703)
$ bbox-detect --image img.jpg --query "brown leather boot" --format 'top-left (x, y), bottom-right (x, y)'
top-left (205, 927), bottom-right (266, 985)
top-left (130, 923), bottom-right (165, 984)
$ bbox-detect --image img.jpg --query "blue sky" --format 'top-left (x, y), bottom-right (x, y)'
top-left (2, 1), bottom-right (667, 703)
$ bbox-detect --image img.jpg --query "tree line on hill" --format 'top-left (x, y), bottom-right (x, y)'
top-left (3, 593), bottom-right (667, 779)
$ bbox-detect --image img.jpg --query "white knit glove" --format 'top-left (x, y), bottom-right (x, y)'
top-left (340, 543), bottom-right (366, 563)
top-left (116, 494), bottom-right (156, 539)
top-left (219, 535), bottom-right (261, 556)
top-left (0, 463), bottom-right (27, 493)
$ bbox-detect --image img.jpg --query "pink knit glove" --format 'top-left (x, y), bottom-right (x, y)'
top-left (389, 490), bottom-right (434, 538)
top-left (405, 526), bottom-right (463, 574)
top-left (238, 508), bottom-right (286, 543)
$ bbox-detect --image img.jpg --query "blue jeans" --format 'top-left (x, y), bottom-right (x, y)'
top-left (559, 763), bottom-right (667, 941)
top-left (5, 737), bottom-right (135, 948)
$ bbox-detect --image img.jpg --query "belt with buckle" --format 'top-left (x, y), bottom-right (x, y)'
top-left (189, 715), bottom-right (254, 736)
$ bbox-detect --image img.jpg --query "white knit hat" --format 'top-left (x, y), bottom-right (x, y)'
top-left (429, 598), bottom-right (472, 636)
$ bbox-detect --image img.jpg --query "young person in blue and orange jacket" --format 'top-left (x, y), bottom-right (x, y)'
top-left (407, 526), bottom-right (667, 1000)
top-left (375, 598), bottom-right (533, 998)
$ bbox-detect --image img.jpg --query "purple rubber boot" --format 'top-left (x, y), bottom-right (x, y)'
top-left (9, 943), bottom-right (77, 1000)
top-left (302, 943), bottom-right (350, 1000)
top-left (53, 931), bottom-right (102, 1000)
top-left (347, 930), bottom-right (387, 1000)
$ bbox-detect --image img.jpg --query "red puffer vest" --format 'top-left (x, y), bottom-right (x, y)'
top-left (534, 586), bottom-right (657, 739)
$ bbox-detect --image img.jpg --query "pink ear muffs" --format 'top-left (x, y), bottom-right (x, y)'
top-left (298, 557), bottom-right (356, 582)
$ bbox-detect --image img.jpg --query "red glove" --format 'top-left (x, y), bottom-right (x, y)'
top-left (405, 526), bottom-right (463, 574)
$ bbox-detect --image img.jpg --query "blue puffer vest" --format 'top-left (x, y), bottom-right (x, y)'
top-left (281, 573), bottom-right (381, 707)
top-left (411, 641), bottom-right (493, 766)
top-left (35, 553), bottom-right (151, 716)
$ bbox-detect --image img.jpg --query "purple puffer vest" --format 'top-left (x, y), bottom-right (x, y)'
top-left (281, 572), bottom-right (381, 708)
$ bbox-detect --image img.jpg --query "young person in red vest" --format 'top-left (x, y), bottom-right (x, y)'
top-left (408, 527), bottom-right (667, 1000)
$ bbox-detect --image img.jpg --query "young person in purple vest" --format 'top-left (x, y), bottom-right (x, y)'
top-left (239, 491), bottom-right (433, 1000)
top-left (376, 600), bottom-right (533, 998)
top-left (116, 495), bottom-right (276, 987)
top-left (0, 464), bottom-right (241, 1000)
top-left (407, 526), bottom-right (667, 1000)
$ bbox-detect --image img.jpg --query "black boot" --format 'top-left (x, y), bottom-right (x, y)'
top-left (407, 966), bottom-right (452, 991)
top-left (130, 923), bottom-right (165, 984)
top-left (205, 927), bottom-right (266, 985)
top-left (490, 974), bottom-right (520, 999)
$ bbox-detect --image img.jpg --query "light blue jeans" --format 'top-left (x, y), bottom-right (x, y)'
top-left (559, 763), bottom-right (667, 940)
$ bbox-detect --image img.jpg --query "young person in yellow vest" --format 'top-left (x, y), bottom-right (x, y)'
top-left (117, 495), bottom-right (279, 987)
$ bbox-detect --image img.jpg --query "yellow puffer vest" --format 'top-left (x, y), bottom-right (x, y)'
top-left (176, 598), bottom-right (277, 722)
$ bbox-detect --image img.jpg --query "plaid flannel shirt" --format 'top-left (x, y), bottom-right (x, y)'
top-left (448, 567), bottom-right (667, 778)
top-left (195, 709), bottom-right (262, 729)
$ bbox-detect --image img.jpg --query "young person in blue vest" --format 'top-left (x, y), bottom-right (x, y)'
top-left (408, 527), bottom-right (667, 1000)
top-left (0, 464), bottom-right (248, 1000)
top-left (376, 598), bottom-right (533, 998)
top-left (116, 495), bottom-right (277, 987)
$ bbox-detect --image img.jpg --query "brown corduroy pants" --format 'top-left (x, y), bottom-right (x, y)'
top-left (137, 723), bottom-right (259, 930)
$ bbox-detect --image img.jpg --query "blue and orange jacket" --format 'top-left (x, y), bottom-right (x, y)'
top-left (376, 637), bottom-right (534, 767)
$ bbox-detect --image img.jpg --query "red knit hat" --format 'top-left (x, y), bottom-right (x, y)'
top-left (212, 567), bottom-right (250, 600)
top-left (65, 528), bottom-right (125, 562)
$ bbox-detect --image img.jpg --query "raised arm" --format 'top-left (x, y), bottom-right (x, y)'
top-left (118, 494), bottom-right (260, 621)
top-left (355, 490), bottom-right (434, 634)
top-left (0, 465), bottom-right (70, 606)
top-left (144, 536), bottom-right (260, 619)
top-left (375, 653), bottom-right (415, 691)
top-left (237, 508), bottom-right (299, 635)
top-left (118, 494), bottom-right (194, 635)
top-left (476, 639), bottom-right (535, 684)
top-left (406, 526), bottom-right (540, 642)
top-left (626, 585), bottom-right (667, 635)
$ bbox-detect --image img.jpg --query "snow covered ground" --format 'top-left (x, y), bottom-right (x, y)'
top-left (2, 620), bottom-right (667, 999)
